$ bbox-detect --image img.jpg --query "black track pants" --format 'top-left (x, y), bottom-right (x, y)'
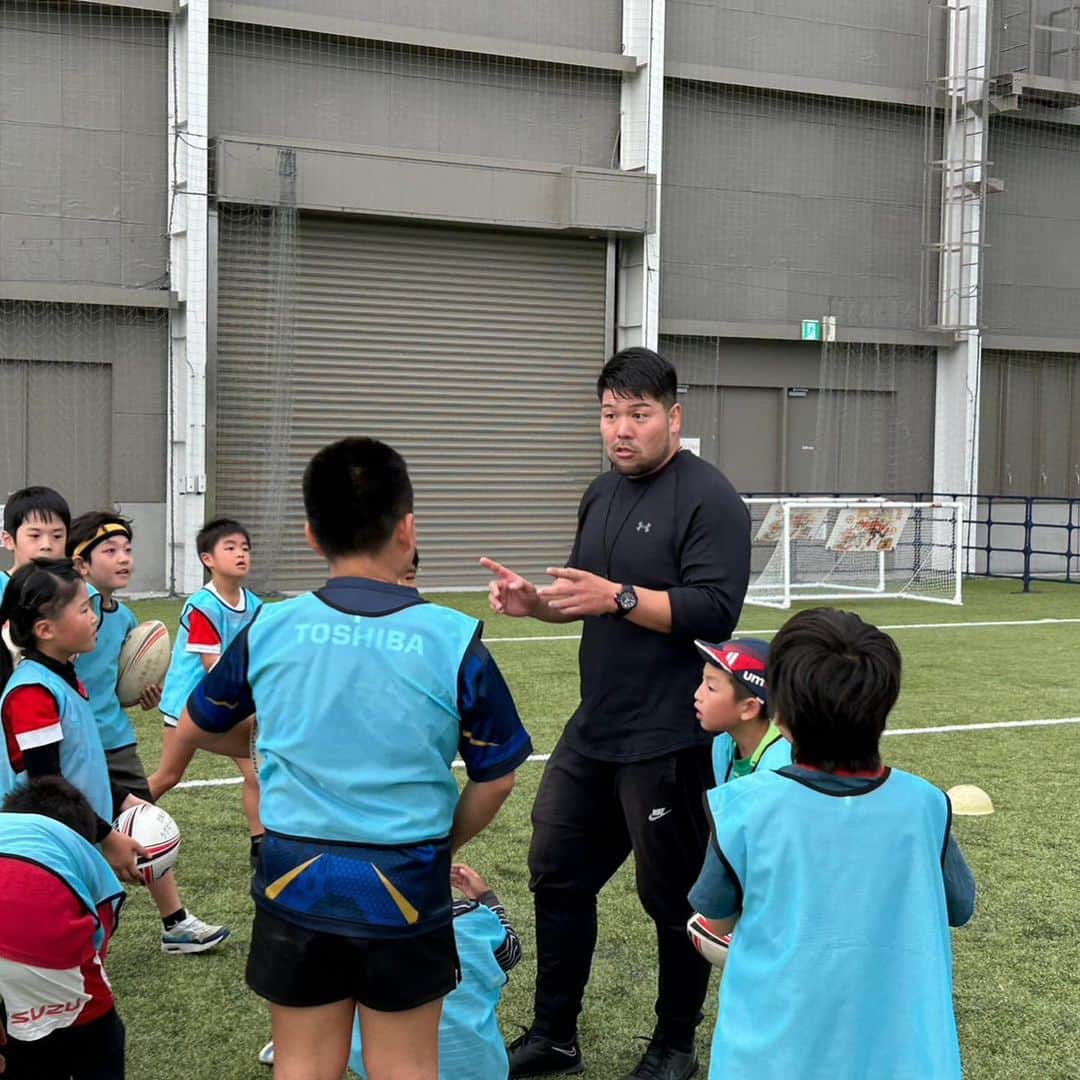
top-left (527, 736), bottom-right (714, 1052)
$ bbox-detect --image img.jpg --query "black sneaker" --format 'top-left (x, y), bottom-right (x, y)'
top-left (507, 1029), bottom-right (585, 1077)
top-left (625, 1038), bottom-right (698, 1080)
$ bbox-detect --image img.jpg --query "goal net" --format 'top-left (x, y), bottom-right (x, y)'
top-left (744, 499), bottom-right (963, 609)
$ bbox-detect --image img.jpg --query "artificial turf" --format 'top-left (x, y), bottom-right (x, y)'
top-left (109, 580), bottom-right (1080, 1079)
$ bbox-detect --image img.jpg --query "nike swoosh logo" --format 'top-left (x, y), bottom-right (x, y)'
top-left (648, 808), bottom-right (672, 822)
top-left (550, 1046), bottom-right (580, 1058)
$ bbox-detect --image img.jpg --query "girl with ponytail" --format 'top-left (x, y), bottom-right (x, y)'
top-left (0, 559), bottom-right (145, 883)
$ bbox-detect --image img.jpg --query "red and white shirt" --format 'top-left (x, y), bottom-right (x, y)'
top-left (0, 857), bottom-right (117, 1039)
top-left (185, 607), bottom-right (223, 656)
top-left (1, 684), bottom-right (72, 774)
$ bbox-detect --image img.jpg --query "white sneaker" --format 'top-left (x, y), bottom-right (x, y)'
top-left (258, 1041), bottom-right (274, 1066)
top-left (160, 914), bottom-right (230, 954)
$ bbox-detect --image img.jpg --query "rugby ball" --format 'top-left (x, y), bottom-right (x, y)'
top-left (947, 783), bottom-right (994, 817)
top-left (116, 620), bottom-right (171, 707)
top-left (113, 803), bottom-right (181, 885)
top-left (687, 912), bottom-right (731, 969)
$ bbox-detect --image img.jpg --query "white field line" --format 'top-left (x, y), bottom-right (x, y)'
top-left (173, 715), bottom-right (1080, 790)
top-left (484, 616), bottom-right (1080, 644)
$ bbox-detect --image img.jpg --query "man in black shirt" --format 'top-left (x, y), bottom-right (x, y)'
top-left (482, 348), bottom-right (750, 1080)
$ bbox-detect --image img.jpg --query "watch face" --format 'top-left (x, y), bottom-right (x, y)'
top-left (618, 589), bottom-right (636, 611)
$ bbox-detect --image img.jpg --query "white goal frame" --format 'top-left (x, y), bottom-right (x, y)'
top-left (743, 498), bottom-right (964, 610)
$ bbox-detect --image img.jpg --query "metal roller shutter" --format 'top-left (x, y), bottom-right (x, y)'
top-left (215, 211), bottom-right (608, 591)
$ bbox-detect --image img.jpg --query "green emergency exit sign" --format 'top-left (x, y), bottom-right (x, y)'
top-left (801, 319), bottom-right (821, 341)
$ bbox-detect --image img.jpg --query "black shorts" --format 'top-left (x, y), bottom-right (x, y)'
top-left (246, 905), bottom-right (459, 1012)
top-left (104, 745), bottom-right (153, 803)
top-left (0, 1007), bottom-right (125, 1080)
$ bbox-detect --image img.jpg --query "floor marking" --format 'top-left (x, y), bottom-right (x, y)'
top-left (485, 616), bottom-right (1080, 644)
top-left (884, 716), bottom-right (1080, 737)
top-left (486, 634), bottom-right (583, 643)
top-left (173, 716), bottom-right (1080, 790)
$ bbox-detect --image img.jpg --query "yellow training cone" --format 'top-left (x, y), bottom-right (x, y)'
top-left (947, 784), bottom-right (994, 816)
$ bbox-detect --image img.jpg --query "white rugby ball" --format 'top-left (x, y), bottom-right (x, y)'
top-left (116, 620), bottom-right (171, 707)
top-left (114, 803), bottom-right (181, 885)
top-left (687, 912), bottom-right (731, 969)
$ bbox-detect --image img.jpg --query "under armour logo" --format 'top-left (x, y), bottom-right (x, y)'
top-left (636, 521), bottom-right (652, 533)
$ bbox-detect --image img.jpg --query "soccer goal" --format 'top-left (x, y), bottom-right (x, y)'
top-left (743, 499), bottom-right (964, 609)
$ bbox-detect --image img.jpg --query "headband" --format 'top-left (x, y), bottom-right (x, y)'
top-left (72, 522), bottom-right (132, 560)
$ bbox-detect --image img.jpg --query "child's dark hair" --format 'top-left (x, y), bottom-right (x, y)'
top-left (67, 511), bottom-right (134, 562)
top-left (767, 608), bottom-right (900, 772)
top-left (197, 517), bottom-right (251, 557)
top-left (0, 559), bottom-right (84, 694)
top-left (2, 777), bottom-right (98, 844)
top-left (597, 347), bottom-right (678, 409)
top-left (726, 671), bottom-right (770, 720)
top-left (303, 438), bottom-right (414, 559)
top-left (3, 486), bottom-right (71, 536)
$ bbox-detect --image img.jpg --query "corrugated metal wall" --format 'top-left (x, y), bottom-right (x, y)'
top-left (215, 211), bottom-right (607, 591)
top-left (980, 350), bottom-right (1080, 498)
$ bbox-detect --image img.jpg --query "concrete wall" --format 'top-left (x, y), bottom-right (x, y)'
top-left (661, 87), bottom-right (926, 330)
top-left (236, 0), bottom-right (623, 53)
top-left (661, 337), bottom-right (936, 495)
top-left (665, 0), bottom-right (932, 93)
top-left (209, 23), bottom-right (621, 168)
top-left (0, 303), bottom-right (167, 592)
top-left (983, 119), bottom-right (1080, 339)
top-left (0, 5), bottom-right (168, 288)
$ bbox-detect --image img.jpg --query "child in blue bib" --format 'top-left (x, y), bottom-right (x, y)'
top-left (0, 559), bottom-right (145, 887)
top-left (0, 777), bottom-right (127, 1077)
top-left (176, 437), bottom-right (531, 1080)
top-left (690, 608), bottom-right (975, 1080)
top-left (150, 517), bottom-right (264, 867)
top-left (69, 511), bottom-right (229, 957)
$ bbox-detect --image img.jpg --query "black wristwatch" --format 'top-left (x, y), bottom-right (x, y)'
top-left (613, 584), bottom-right (638, 618)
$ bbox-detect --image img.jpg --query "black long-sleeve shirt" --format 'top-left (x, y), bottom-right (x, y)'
top-left (564, 449), bottom-right (751, 762)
